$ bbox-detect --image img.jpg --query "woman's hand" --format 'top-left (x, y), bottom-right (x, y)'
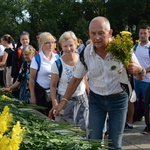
top-left (30, 95), bottom-right (36, 104)
top-left (54, 100), bottom-right (67, 116)
top-left (48, 104), bottom-right (58, 119)
top-left (1, 87), bottom-right (10, 92)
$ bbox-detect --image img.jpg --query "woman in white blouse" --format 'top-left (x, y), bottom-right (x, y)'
top-left (29, 32), bottom-right (59, 116)
top-left (48, 31), bottom-right (89, 131)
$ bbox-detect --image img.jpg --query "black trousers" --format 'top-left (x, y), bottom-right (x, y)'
top-left (35, 82), bottom-right (52, 116)
top-left (0, 70), bottom-right (5, 87)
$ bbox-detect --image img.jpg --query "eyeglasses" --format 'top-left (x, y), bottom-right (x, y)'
top-left (44, 42), bottom-right (55, 44)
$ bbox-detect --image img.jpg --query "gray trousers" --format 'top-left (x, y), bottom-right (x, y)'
top-left (55, 91), bottom-right (89, 131)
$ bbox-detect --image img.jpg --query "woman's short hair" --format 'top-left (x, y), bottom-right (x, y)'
top-left (59, 31), bottom-right (78, 47)
top-left (38, 32), bottom-right (55, 47)
top-left (22, 45), bottom-right (34, 54)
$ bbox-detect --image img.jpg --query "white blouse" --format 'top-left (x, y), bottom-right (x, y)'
top-left (51, 57), bottom-right (85, 96)
top-left (30, 50), bottom-right (58, 89)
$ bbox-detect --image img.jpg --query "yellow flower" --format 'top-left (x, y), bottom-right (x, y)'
top-left (29, 49), bottom-right (34, 54)
top-left (135, 39), bottom-right (140, 44)
top-left (120, 31), bottom-right (132, 36)
top-left (0, 106), bottom-right (12, 137)
top-left (1, 95), bottom-right (11, 100)
top-left (107, 31), bottom-right (134, 67)
top-left (9, 121), bottom-right (25, 150)
top-left (0, 106), bottom-right (25, 150)
top-left (0, 135), bottom-right (10, 149)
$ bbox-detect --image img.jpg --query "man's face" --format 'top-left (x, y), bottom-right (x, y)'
top-left (139, 28), bottom-right (150, 43)
top-left (89, 21), bottom-right (111, 50)
top-left (36, 35), bottom-right (40, 41)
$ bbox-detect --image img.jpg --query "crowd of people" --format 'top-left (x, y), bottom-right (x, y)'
top-left (0, 16), bottom-right (150, 150)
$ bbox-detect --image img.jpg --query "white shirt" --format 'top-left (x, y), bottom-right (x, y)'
top-left (51, 57), bottom-right (85, 96)
top-left (74, 43), bottom-right (140, 96)
top-left (0, 45), bottom-right (5, 71)
top-left (134, 42), bottom-right (150, 82)
top-left (30, 50), bottom-right (58, 89)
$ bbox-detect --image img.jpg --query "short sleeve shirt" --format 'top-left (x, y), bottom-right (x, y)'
top-left (134, 42), bottom-right (150, 82)
top-left (30, 51), bottom-right (58, 89)
top-left (51, 57), bottom-right (85, 96)
top-left (74, 43), bottom-right (140, 96)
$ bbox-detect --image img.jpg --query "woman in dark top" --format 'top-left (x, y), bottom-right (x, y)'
top-left (1, 45), bottom-right (35, 103)
top-left (0, 34), bottom-right (14, 87)
top-left (11, 31), bottom-right (30, 83)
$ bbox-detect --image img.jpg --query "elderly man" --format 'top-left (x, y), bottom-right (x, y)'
top-left (52, 16), bottom-right (145, 149)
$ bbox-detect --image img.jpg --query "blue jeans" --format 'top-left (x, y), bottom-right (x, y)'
top-left (134, 78), bottom-right (150, 101)
top-left (89, 90), bottom-right (128, 150)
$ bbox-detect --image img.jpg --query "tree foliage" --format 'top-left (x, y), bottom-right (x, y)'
top-left (0, 0), bottom-right (149, 46)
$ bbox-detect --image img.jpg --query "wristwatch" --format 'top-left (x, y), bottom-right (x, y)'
top-left (138, 68), bottom-right (145, 75)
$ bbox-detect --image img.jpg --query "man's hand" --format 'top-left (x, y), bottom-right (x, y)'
top-left (127, 62), bottom-right (142, 75)
top-left (127, 62), bottom-right (145, 80)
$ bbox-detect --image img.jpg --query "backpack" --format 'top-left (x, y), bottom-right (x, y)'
top-left (34, 54), bottom-right (62, 102)
top-left (11, 47), bottom-right (25, 80)
top-left (17, 47), bottom-right (23, 71)
top-left (134, 43), bottom-right (150, 56)
top-left (79, 48), bottom-right (133, 100)
top-left (79, 48), bottom-right (87, 70)
top-left (34, 54), bottom-right (62, 80)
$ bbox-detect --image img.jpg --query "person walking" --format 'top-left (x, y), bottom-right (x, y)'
top-left (52, 16), bottom-right (145, 149)
top-left (0, 34), bottom-right (14, 87)
top-left (144, 84), bottom-right (150, 134)
top-left (134, 25), bottom-right (150, 134)
top-left (29, 32), bottom-right (59, 116)
top-left (48, 31), bottom-right (89, 131)
top-left (1, 45), bottom-right (35, 102)
top-left (11, 31), bottom-right (30, 83)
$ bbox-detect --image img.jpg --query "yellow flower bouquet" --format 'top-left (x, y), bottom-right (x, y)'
top-left (0, 106), bottom-right (25, 150)
top-left (107, 31), bottom-right (134, 67)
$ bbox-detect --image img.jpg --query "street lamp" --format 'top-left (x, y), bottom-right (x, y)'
top-left (132, 25), bottom-right (136, 34)
top-left (125, 25), bottom-right (129, 31)
top-left (125, 25), bottom-right (136, 34)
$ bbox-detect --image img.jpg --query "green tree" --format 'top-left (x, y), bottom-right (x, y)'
top-left (0, 0), bottom-right (149, 45)
top-left (0, 0), bottom-right (30, 42)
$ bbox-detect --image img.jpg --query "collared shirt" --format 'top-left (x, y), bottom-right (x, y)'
top-left (134, 42), bottom-right (150, 82)
top-left (30, 50), bottom-right (58, 89)
top-left (74, 43), bottom-right (139, 96)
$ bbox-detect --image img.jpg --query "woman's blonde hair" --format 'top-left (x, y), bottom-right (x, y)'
top-left (38, 32), bottom-right (55, 47)
top-left (59, 31), bottom-right (78, 47)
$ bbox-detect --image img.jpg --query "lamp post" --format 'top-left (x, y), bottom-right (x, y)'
top-left (125, 25), bottom-right (136, 34)
top-left (125, 24), bottom-right (137, 42)
top-left (132, 25), bottom-right (136, 34)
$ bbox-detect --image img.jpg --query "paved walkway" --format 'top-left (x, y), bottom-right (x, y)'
top-left (122, 119), bottom-right (150, 150)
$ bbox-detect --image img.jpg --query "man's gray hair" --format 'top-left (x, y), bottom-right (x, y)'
top-left (89, 16), bottom-right (111, 31)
